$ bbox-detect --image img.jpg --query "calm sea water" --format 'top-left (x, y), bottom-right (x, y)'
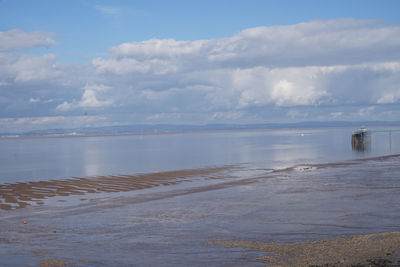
top-left (1, 126), bottom-right (400, 266)
top-left (0, 127), bottom-right (399, 183)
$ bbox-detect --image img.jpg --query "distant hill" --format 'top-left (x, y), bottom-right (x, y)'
top-left (1, 121), bottom-right (399, 137)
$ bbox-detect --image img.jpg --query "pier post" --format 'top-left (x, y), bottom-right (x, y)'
top-left (351, 129), bottom-right (370, 152)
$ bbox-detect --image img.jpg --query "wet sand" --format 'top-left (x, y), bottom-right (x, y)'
top-left (208, 231), bottom-right (400, 266)
top-left (25, 231), bottom-right (400, 267)
top-left (0, 166), bottom-right (230, 210)
top-left (1, 155), bottom-right (400, 266)
top-left (3, 154), bottom-right (399, 211)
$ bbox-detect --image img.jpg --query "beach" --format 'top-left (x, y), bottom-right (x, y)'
top-left (1, 154), bottom-right (400, 266)
top-left (208, 231), bottom-right (400, 266)
top-left (1, 128), bottom-right (400, 266)
top-left (3, 1), bottom-right (400, 265)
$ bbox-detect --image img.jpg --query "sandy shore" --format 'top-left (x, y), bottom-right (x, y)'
top-left (0, 166), bottom-right (230, 210)
top-left (1, 155), bottom-right (400, 266)
top-left (208, 231), bottom-right (400, 266)
top-left (2, 154), bottom-right (400, 211)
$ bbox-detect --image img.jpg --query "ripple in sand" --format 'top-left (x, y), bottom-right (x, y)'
top-left (0, 167), bottom-right (230, 210)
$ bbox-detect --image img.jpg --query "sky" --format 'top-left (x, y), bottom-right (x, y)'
top-left (1, 0), bottom-right (400, 133)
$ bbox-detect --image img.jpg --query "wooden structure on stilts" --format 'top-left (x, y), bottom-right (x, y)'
top-left (352, 126), bottom-right (371, 152)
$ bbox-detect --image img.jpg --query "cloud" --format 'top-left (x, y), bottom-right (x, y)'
top-left (96, 5), bottom-right (121, 16)
top-left (0, 115), bottom-right (107, 133)
top-left (233, 66), bottom-right (328, 108)
top-left (359, 106), bottom-right (376, 117)
top-left (377, 89), bottom-right (400, 104)
top-left (145, 113), bottom-right (182, 122)
top-left (95, 19), bottom-right (400, 76)
top-left (56, 101), bottom-right (74, 112)
top-left (0, 29), bottom-right (58, 51)
top-left (0, 81), bottom-right (9, 87)
top-left (56, 84), bottom-right (114, 111)
top-left (0, 53), bottom-right (62, 82)
top-left (330, 112), bottom-right (343, 118)
top-left (271, 80), bottom-right (325, 106)
top-left (2, 19), bottom-right (400, 131)
top-left (287, 110), bottom-right (308, 120)
top-left (80, 85), bottom-right (113, 108)
top-left (0, 51), bottom-right (95, 118)
top-left (93, 57), bottom-right (177, 75)
top-left (210, 111), bottom-right (243, 121)
top-left (29, 98), bottom-right (40, 103)
top-left (87, 19), bottom-right (400, 120)
top-left (110, 38), bottom-right (205, 59)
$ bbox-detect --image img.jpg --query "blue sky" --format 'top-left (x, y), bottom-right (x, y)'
top-left (2, 0), bottom-right (400, 60)
top-left (1, 0), bottom-right (400, 132)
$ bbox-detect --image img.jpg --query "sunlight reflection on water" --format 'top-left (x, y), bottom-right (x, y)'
top-left (0, 127), bottom-right (399, 183)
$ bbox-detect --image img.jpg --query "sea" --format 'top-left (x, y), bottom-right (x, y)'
top-left (0, 126), bottom-right (400, 266)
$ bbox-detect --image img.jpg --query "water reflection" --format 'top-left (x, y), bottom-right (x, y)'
top-left (351, 128), bottom-right (400, 154)
top-left (1, 127), bottom-right (400, 184)
top-left (83, 139), bottom-right (103, 177)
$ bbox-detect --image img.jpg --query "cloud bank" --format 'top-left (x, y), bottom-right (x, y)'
top-left (0, 29), bottom-right (58, 51)
top-left (1, 19), bottom-right (400, 132)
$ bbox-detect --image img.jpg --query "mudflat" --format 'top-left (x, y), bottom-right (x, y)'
top-left (1, 155), bottom-right (400, 266)
top-left (0, 166), bottom-right (230, 210)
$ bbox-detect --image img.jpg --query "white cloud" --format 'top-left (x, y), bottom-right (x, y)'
top-left (110, 38), bottom-right (205, 60)
top-left (96, 5), bottom-right (121, 16)
top-left (145, 113), bottom-right (181, 122)
top-left (271, 80), bottom-right (326, 107)
top-left (56, 101), bottom-right (74, 112)
top-left (93, 57), bottom-right (177, 75)
top-left (0, 29), bottom-right (58, 51)
top-left (87, 18), bottom-right (400, 118)
top-left (141, 88), bottom-right (173, 101)
top-left (80, 87), bottom-right (111, 108)
top-left (377, 90), bottom-right (400, 104)
top-left (0, 53), bottom-right (62, 82)
top-left (29, 98), bottom-right (40, 103)
top-left (3, 19), bottom-right (400, 130)
top-left (233, 66), bottom-right (328, 108)
top-left (94, 19), bottom-right (400, 76)
top-left (330, 112), bottom-right (343, 118)
top-left (287, 110), bottom-right (308, 119)
top-left (56, 84), bottom-right (113, 111)
top-left (0, 81), bottom-right (9, 87)
top-left (359, 106), bottom-right (376, 116)
top-left (210, 111), bottom-right (243, 121)
top-left (82, 83), bottom-right (111, 92)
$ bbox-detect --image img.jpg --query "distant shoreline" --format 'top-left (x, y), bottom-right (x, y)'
top-left (2, 122), bottom-right (400, 140)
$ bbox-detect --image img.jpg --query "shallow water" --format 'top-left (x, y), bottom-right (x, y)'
top-left (1, 127), bottom-right (400, 266)
top-left (1, 127), bottom-right (399, 183)
top-left (1, 155), bottom-right (400, 266)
